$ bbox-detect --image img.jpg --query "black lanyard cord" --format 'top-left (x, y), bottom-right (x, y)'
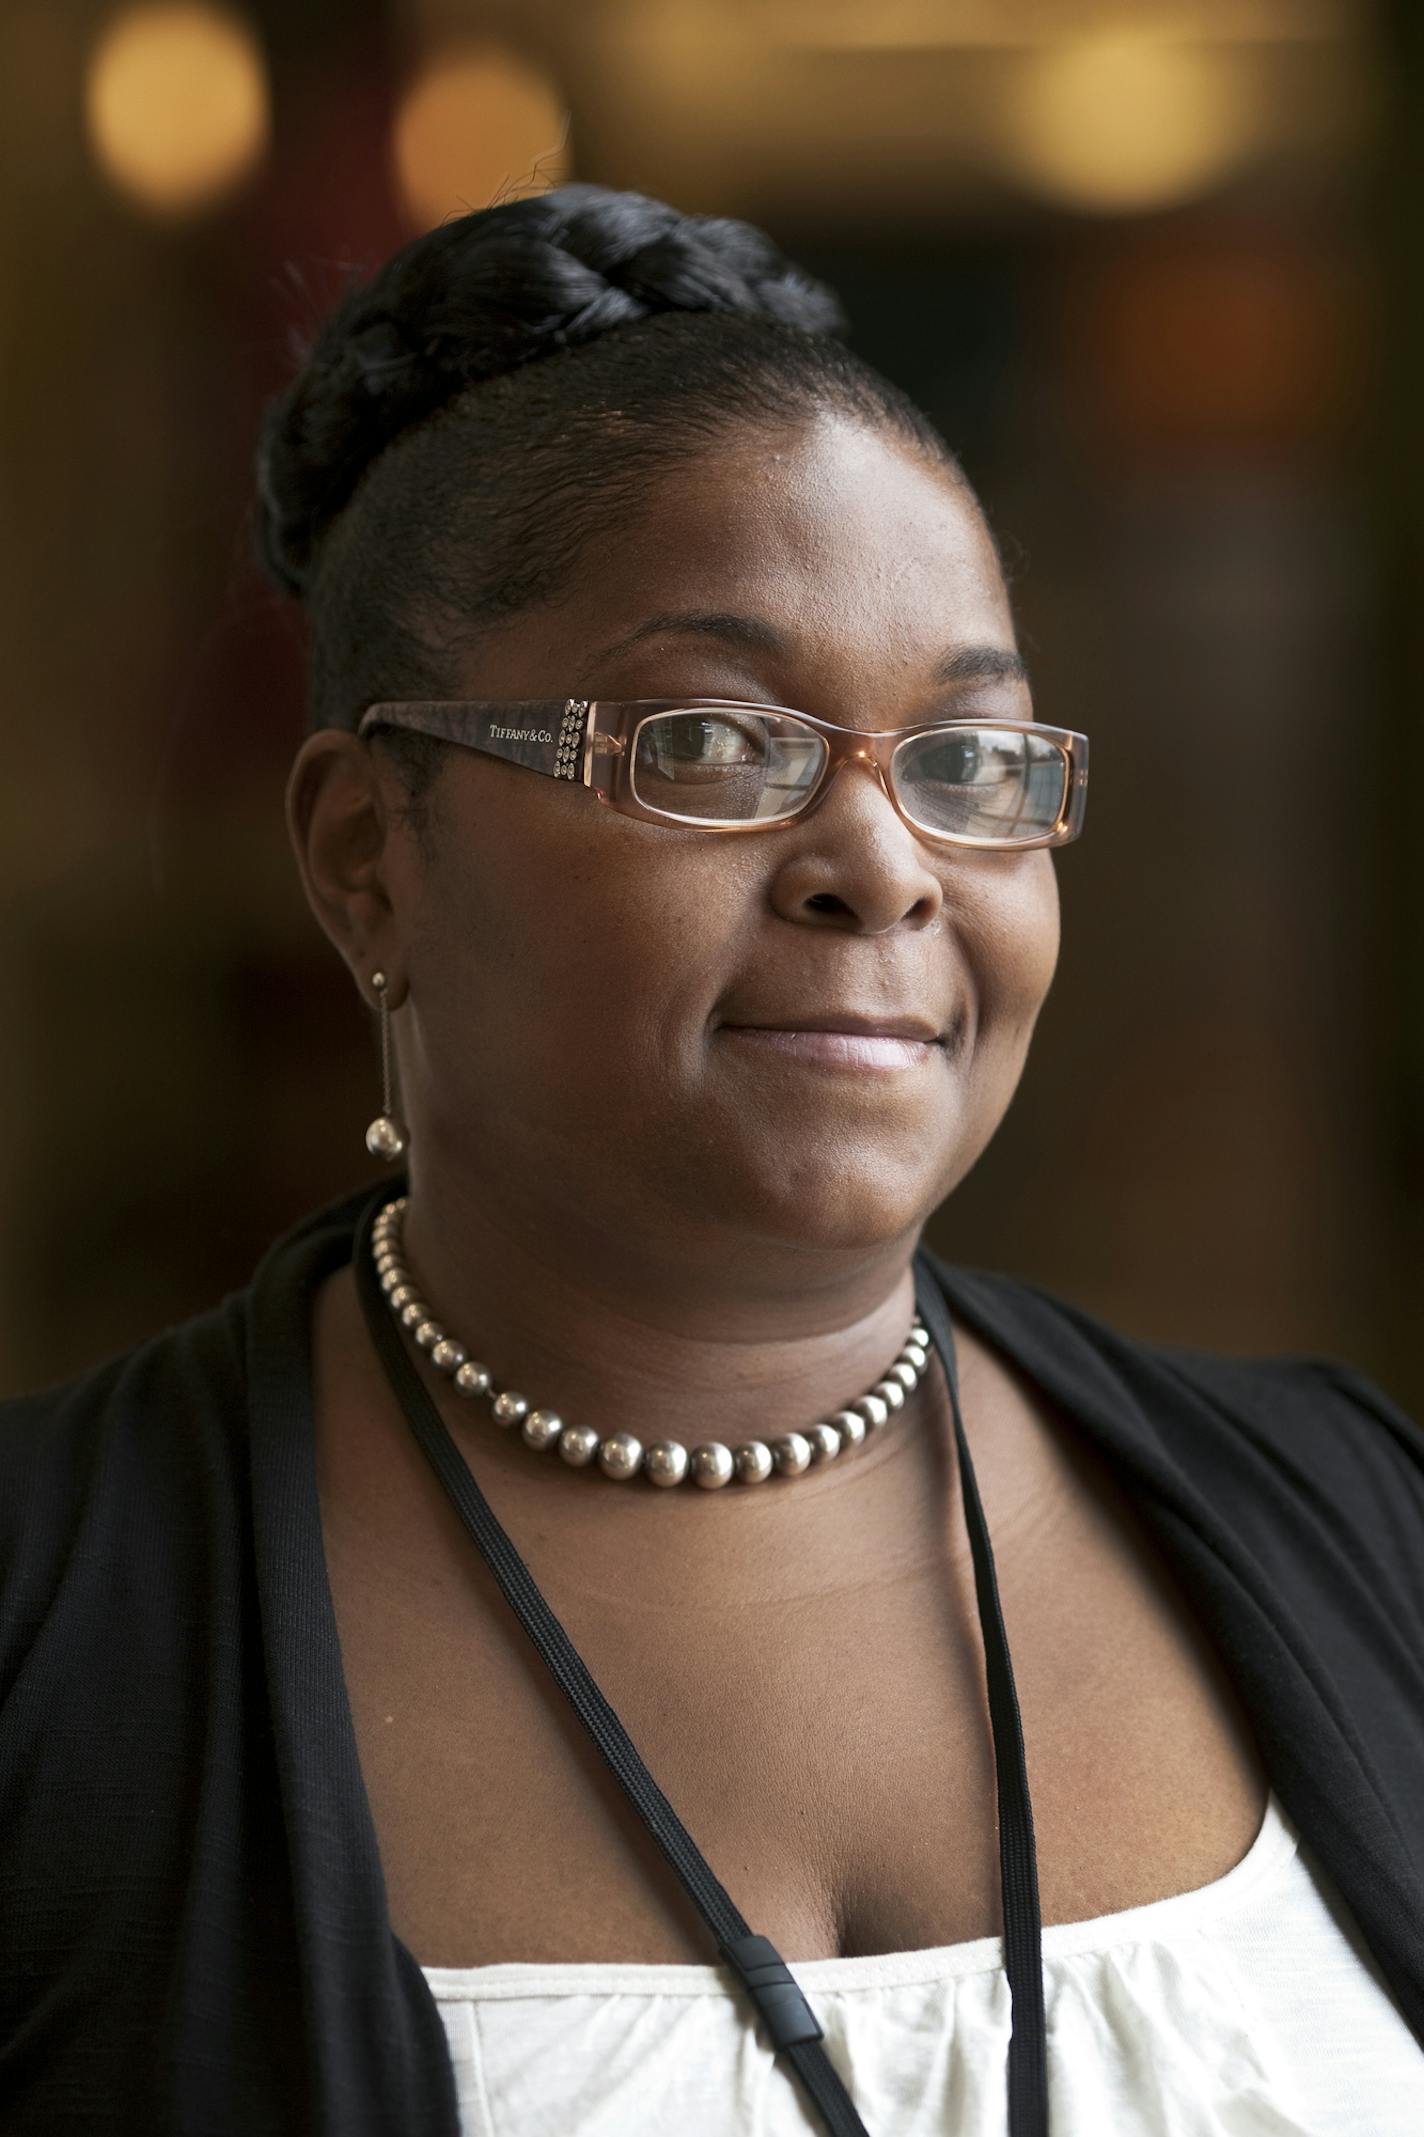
top-left (353, 1189), bottom-right (1048, 2136)
top-left (913, 1262), bottom-right (1049, 2134)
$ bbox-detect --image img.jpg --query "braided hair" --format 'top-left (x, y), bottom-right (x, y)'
top-left (255, 184), bottom-right (958, 781)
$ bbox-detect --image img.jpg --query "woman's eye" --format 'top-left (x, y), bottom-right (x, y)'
top-left (918, 735), bottom-right (983, 784)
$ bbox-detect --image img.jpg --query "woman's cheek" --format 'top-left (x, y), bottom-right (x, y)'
top-left (967, 855), bottom-right (1061, 1032)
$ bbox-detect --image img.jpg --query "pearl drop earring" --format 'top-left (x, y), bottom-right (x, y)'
top-left (365, 971), bottom-right (408, 1161)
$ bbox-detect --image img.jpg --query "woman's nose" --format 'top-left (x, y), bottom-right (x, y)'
top-left (765, 753), bottom-right (944, 933)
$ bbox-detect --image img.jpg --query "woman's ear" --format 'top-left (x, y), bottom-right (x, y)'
top-left (285, 730), bottom-right (410, 1004)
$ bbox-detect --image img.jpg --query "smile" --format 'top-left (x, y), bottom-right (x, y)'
top-left (716, 1027), bottom-right (942, 1072)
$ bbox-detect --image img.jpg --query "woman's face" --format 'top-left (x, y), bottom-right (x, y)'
top-left (361, 414), bottom-right (1060, 1262)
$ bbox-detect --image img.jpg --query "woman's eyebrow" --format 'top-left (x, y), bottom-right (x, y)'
top-left (592, 609), bottom-right (1030, 687)
top-left (934, 645), bottom-right (1029, 687)
top-left (591, 610), bottom-right (787, 664)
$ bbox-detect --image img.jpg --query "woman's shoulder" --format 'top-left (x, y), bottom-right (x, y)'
top-left (0, 1292), bottom-right (252, 1599)
top-left (0, 1177), bottom-right (374, 1425)
top-left (0, 1182), bottom-right (374, 1582)
top-left (925, 1247), bottom-right (1424, 1632)
top-left (922, 1248), bottom-right (1423, 1489)
top-left (0, 1289), bottom-right (248, 1461)
top-left (0, 1292), bottom-right (257, 1716)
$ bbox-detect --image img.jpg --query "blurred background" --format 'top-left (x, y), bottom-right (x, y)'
top-left (1, 0), bottom-right (1419, 1407)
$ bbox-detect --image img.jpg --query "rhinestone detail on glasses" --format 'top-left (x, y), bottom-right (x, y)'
top-left (554, 699), bottom-right (589, 780)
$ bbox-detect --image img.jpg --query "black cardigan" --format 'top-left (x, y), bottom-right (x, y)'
top-left (2, 1183), bottom-right (1422, 2134)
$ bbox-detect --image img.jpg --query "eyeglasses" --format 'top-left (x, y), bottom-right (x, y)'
top-left (357, 698), bottom-right (1090, 851)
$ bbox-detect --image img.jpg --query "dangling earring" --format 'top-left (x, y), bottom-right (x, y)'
top-left (365, 971), bottom-right (408, 1160)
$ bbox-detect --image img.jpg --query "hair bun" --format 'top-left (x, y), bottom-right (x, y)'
top-left (256, 184), bottom-right (847, 597)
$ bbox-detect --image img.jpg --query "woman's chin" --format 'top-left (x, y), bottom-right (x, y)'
top-left (696, 1151), bottom-right (950, 1258)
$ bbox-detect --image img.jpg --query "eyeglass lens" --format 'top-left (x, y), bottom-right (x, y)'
top-left (631, 710), bottom-right (1068, 841)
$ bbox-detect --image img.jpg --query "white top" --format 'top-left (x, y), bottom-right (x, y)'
top-left (420, 1789), bottom-right (1424, 2133)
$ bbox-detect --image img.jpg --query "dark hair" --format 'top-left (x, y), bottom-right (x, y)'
top-left (255, 184), bottom-right (961, 792)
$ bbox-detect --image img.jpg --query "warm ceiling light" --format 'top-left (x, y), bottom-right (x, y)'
top-left (772, 0), bottom-right (1345, 47)
top-left (999, 28), bottom-right (1260, 213)
top-left (392, 44), bottom-right (570, 232)
top-left (84, 4), bottom-right (269, 216)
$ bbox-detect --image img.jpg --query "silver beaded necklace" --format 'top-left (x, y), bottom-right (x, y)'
top-left (371, 1194), bottom-right (930, 1489)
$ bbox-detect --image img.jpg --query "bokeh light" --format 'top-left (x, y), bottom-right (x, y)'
top-left (391, 43), bottom-right (571, 233)
top-left (999, 28), bottom-right (1260, 214)
top-left (84, 4), bottom-right (270, 217)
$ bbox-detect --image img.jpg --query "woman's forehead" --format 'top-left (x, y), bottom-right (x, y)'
top-left (587, 608), bottom-right (1027, 688)
top-left (479, 416), bottom-right (1016, 700)
top-left (610, 418), bottom-right (999, 612)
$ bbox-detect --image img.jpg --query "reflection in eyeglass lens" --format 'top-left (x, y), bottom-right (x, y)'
top-left (633, 712), bottom-right (824, 822)
top-left (894, 727), bottom-right (1067, 839)
top-left (632, 711), bottom-right (1066, 839)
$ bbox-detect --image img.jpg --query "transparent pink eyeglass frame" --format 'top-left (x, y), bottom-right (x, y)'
top-left (357, 697), bottom-right (1090, 851)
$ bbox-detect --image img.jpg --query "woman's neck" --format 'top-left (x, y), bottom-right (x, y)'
top-left (389, 1160), bottom-right (927, 1457)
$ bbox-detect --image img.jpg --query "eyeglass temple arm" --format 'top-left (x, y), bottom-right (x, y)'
top-left (359, 700), bottom-right (609, 785)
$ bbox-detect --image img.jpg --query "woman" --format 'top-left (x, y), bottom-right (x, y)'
top-left (1, 185), bottom-right (1422, 2137)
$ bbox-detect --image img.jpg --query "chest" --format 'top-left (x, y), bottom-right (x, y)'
top-left (313, 1299), bottom-right (1268, 1970)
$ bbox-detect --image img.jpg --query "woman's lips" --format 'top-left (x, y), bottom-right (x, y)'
top-left (718, 1026), bottom-right (941, 1072)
